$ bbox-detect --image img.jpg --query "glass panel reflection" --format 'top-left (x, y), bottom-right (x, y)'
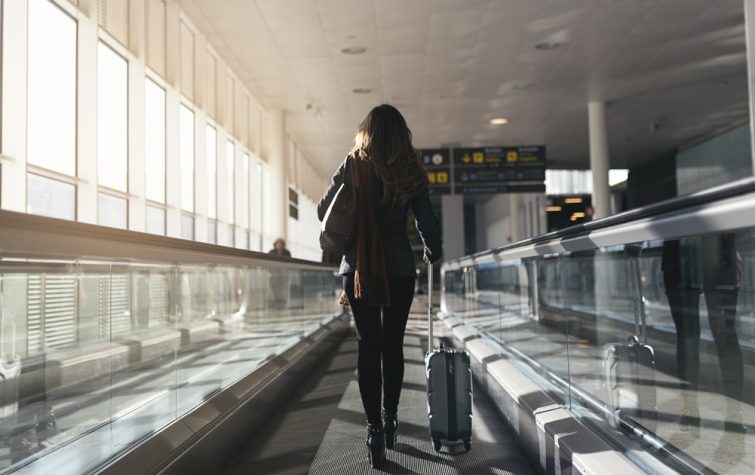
top-left (442, 229), bottom-right (755, 474)
top-left (0, 255), bottom-right (340, 472)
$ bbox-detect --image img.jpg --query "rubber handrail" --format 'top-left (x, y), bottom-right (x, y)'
top-left (451, 175), bottom-right (755, 265)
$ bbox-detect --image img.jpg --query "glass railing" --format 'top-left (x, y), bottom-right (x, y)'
top-left (441, 178), bottom-right (755, 474)
top-left (0, 210), bottom-right (342, 473)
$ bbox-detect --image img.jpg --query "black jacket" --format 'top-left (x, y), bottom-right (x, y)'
top-left (317, 157), bottom-right (443, 276)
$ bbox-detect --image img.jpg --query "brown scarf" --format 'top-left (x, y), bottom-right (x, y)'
top-left (351, 154), bottom-right (390, 307)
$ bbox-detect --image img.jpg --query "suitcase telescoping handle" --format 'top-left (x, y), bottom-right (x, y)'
top-left (427, 262), bottom-right (433, 354)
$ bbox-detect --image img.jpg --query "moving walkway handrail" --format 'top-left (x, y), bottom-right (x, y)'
top-left (0, 209), bottom-right (335, 271)
top-left (445, 175), bottom-right (755, 269)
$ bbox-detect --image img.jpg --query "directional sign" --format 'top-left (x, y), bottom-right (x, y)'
top-left (419, 148), bottom-right (452, 195)
top-left (453, 146), bottom-right (546, 193)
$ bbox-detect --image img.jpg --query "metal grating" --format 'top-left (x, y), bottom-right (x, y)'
top-left (26, 275), bottom-right (43, 354)
top-left (149, 274), bottom-right (169, 324)
top-left (206, 54), bottom-right (217, 119)
top-left (40, 275), bottom-right (77, 350)
top-left (225, 75), bottom-right (234, 132)
top-left (179, 22), bottom-right (194, 101)
top-left (98, 0), bottom-right (128, 47)
top-left (109, 273), bottom-right (131, 337)
top-left (146, 0), bottom-right (166, 77)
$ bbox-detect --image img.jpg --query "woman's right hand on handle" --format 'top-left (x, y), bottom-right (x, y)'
top-left (424, 253), bottom-right (440, 265)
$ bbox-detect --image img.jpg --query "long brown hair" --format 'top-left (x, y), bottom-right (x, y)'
top-left (349, 104), bottom-right (428, 209)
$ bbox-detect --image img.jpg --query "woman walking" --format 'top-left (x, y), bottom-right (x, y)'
top-left (317, 104), bottom-right (442, 468)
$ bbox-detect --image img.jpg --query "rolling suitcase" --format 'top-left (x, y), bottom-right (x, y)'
top-left (424, 263), bottom-right (473, 452)
top-left (602, 245), bottom-right (657, 430)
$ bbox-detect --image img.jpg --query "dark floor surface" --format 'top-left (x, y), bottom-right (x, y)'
top-left (225, 315), bottom-right (535, 474)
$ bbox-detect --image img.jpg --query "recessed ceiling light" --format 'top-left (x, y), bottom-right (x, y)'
top-left (352, 88), bottom-right (372, 94)
top-left (341, 46), bottom-right (366, 55)
top-left (489, 117), bottom-right (509, 125)
top-left (535, 42), bottom-right (560, 50)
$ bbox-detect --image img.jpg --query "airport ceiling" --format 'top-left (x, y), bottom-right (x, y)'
top-left (183, 0), bottom-right (749, 178)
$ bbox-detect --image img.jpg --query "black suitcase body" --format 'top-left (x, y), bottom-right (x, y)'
top-left (426, 348), bottom-right (473, 451)
top-left (424, 263), bottom-right (473, 452)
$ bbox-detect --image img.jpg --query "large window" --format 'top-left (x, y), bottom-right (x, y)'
top-left (262, 166), bottom-right (271, 250)
top-left (27, 174), bottom-right (75, 220)
top-left (27, 0), bottom-right (77, 177)
top-left (98, 193), bottom-right (127, 229)
top-left (146, 205), bottom-right (165, 235)
top-left (242, 153), bottom-right (250, 248)
top-left (97, 42), bottom-right (128, 192)
top-left (226, 140), bottom-right (234, 225)
top-left (181, 214), bottom-right (194, 240)
top-left (207, 220), bottom-right (217, 245)
top-left (145, 78), bottom-right (166, 203)
top-left (206, 126), bottom-right (217, 219)
top-left (180, 104), bottom-right (194, 212)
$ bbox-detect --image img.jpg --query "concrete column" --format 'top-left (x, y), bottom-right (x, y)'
top-left (588, 105), bottom-right (613, 337)
top-left (588, 101), bottom-right (611, 219)
top-left (128, 1), bottom-right (146, 231)
top-left (164, 88), bottom-right (181, 238)
top-left (538, 194), bottom-right (548, 235)
top-left (745, 0), bottom-right (755, 172)
top-left (441, 195), bottom-right (465, 261)
top-left (77, 3), bottom-right (99, 225)
top-left (1, 0), bottom-right (28, 212)
top-left (194, 111), bottom-right (208, 243)
top-left (216, 131), bottom-right (230, 245)
top-left (128, 60), bottom-right (147, 232)
top-left (266, 110), bottom-right (288, 242)
top-left (164, 1), bottom-right (181, 238)
top-left (509, 194), bottom-right (522, 242)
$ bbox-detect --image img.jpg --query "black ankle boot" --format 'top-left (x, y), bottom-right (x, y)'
top-left (382, 410), bottom-right (399, 449)
top-left (366, 423), bottom-right (385, 468)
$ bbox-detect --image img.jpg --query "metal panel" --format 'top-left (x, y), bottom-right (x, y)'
top-left (98, 0), bottom-right (129, 47)
top-left (146, 0), bottom-right (166, 77)
top-left (179, 22), bottom-right (194, 100)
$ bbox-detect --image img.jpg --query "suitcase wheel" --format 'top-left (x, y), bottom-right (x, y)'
top-left (464, 440), bottom-right (471, 451)
top-left (432, 439), bottom-right (442, 452)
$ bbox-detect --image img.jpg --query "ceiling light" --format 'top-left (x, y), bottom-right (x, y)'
top-left (352, 88), bottom-right (372, 94)
top-left (564, 197), bottom-right (583, 204)
top-left (535, 42), bottom-right (560, 50)
top-left (571, 212), bottom-right (586, 219)
top-left (341, 46), bottom-right (366, 55)
top-left (489, 117), bottom-right (509, 126)
top-left (545, 206), bottom-right (562, 212)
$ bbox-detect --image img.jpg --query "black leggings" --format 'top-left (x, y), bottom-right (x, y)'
top-left (343, 274), bottom-right (416, 425)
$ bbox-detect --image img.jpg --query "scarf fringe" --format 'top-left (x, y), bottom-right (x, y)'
top-left (354, 269), bottom-right (363, 299)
